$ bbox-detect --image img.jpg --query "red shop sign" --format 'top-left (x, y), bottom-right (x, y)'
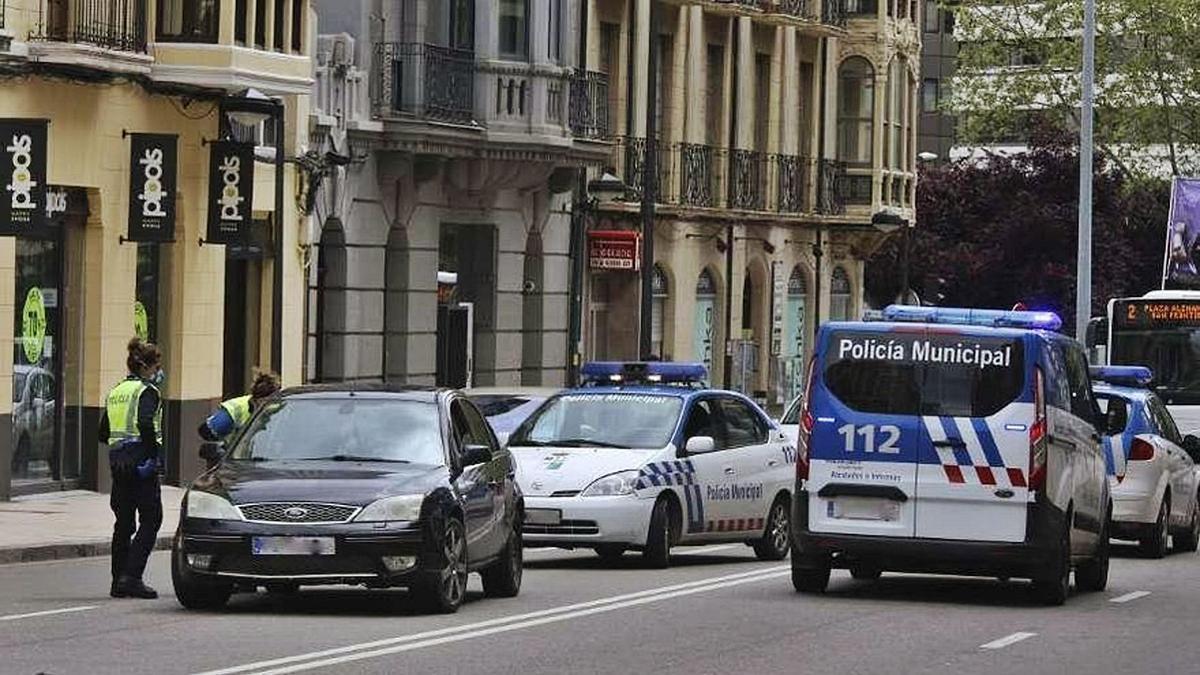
top-left (588, 230), bottom-right (641, 271)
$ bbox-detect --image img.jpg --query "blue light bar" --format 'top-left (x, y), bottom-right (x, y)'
top-left (881, 305), bottom-right (1063, 331)
top-left (580, 362), bottom-right (708, 385)
top-left (1090, 365), bottom-right (1153, 387)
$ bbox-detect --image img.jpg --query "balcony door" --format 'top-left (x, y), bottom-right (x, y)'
top-left (450, 0), bottom-right (474, 52)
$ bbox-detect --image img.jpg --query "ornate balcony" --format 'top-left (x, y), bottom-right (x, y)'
top-left (818, 159), bottom-right (848, 215)
top-left (569, 70), bottom-right (610, 140)
top-left (679, 143), bottom-right (720, 208)
top-left (372, 42), bottom-right (476, 124)
top-left (775, 154), bottom-right (810, 213)
top-left (32, 0), bottom-right (148, 53)
top-left (728, 149), bottom-right (767, 211)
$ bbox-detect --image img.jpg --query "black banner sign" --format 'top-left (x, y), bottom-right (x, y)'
top-left (126, 133), bottom-right (178, 242)
top-left (0, 119), bottom-right (49, 237)
top-left (206, 140), bottom-right (255, 244)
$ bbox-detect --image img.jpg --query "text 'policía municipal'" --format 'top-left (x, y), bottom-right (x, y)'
top-left (838, 337), bottom-right (1013, 369)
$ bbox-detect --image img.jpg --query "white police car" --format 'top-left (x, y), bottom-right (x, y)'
top-left (507, 362), bottom-right (796, 567)
top-left (1092, 366), bottom-right (1200, 557)
top-left (792, 306), bottom-right (1111, 605)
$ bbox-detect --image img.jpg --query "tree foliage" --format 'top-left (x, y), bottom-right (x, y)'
top-left (865, 129), bottom-right (1169, 333)
top-left (952, 0), bottom-right (1200, 177)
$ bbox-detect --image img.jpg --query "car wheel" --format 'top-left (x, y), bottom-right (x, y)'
top-left (642, 498), bottom-right (674, 569)
top-left (849, 564), bottom-right (883, 581)
top-left (413, 518), bottom-right (468, 614)
top-left (1140, 497), bottom-right (1170, 559)
top-left (1031, 516), bottom-right (1070, 606)
top-left (1174, 497), bottom-right (1200, 553)
top-left (1076, 506), bottom-right (1110, 592)
top-left (171, 546), bottom-right (232, 610)
top-left (791, 554), bottom-right (831, 594)
top-left (481, 519), bottom-right (523, 598)
top-left (752, 498), bottom-right (791, 561)
top-left (595, 544), bottom-right (627, 562)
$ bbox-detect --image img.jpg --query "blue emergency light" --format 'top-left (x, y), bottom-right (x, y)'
top-left (881, 305), bottom-right (1063, 331)
top-left (1089, 365), bottom-right (1153, 387)
top-left (580, 362), bottom-right (708, 385)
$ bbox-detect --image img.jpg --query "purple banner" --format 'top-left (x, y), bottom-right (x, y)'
top-left (1165, 178), bottom-right (1200, 286)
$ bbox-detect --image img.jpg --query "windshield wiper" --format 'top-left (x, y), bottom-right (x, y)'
top-left (542, 438), bottom-right (632, 449)
top-left (300, 455), bottom-right (412, 463)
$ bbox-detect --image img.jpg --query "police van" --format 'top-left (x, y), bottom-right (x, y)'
top-left (791, 306), bottom-right (1111, 605)
top-left (508, 362), bottom-right (796, 567)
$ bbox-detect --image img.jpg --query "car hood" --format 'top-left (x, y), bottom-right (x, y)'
top-left (190, 460), bottom-right (447, 507)
top-left (509, 446), bottom-right (662, 496)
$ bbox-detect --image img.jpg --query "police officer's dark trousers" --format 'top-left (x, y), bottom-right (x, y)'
top-left (110, 464), bottom-right (163, 583)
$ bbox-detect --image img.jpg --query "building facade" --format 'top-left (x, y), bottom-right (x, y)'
top-left (918, 0), bottom-right (955, 160)
top-left (582, 0), bottom-right (921, 408)
top-left (308, 1), bottom-right (607, 388)
top-left (0, 0), bottom-right (313, 499)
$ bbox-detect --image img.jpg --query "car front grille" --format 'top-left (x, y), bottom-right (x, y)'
top-left (523, 519), bottom-right (600, 536)
top-left (215, 553), bottom-right (380, 578)
top-left (237, 502), bottom-right (360, 524)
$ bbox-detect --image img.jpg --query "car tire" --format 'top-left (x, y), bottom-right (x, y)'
top-left (1076, 506), bottom-right (1110, 593)
top-left (791, 555), bottom-right (831, 594)
top-left (1031, 517), bottom-right (1070, 606)
top-left (595, 545), bottom-right (627, 562)
top-left (1140, 497), bottom-right (1170, 559)
top-left (642, 498), bottom-right (674, 569)
top-left (481, 519), bottom-right (523, 599)
top-left (171, 546), bottom-right (232, 611)
top-left (1176, 496), bottom-right (1200, 553)
top-left (413, 518), bottom-right (468, 614)
top-left (849, 564), bottom-right (883, 581)
top-left (752, 497), bottom-right (791, 561)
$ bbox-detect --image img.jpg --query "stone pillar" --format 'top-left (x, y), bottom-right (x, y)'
top-left (668, 7), bottom-right (688, 147)
top-left (735, 16), bottom-right (753, 150)
top-left (264, 0), bottom-right (277, 51)
top-left (684, 5), bottom-right (705, 145)
top-left (781, 27), bottom-right (799, 156)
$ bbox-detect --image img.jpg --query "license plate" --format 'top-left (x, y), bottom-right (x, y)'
top-left (829, 497), bottom-right (900, 522)
top-left (251, 536), bottom-right (336, 556)
top-left (525, 509), bottom-right (562, 526)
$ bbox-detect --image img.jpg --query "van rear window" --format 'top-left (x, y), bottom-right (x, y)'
top-left (823, 331), bottom-right (1026, 417)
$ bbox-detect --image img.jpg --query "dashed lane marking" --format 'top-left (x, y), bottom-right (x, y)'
top-left (980, 632), bottom-right (1037, 650)
top-left (0, 605), bottom-right (98, 622)
top-left (1110, 591), bottom-right (1151, 604)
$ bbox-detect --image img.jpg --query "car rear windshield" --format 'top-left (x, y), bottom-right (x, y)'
top-left (823, 330), bottom-right (1026, 417)
top-left (509, 393), bottom-right (683, 449)
top-left (230, 398), bottom-right (445, 465)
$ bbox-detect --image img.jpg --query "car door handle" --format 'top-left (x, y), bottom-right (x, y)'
top-left (724, 467), bottom-right (736, 475)
top-left (767, 459), bottom-right (780, 467)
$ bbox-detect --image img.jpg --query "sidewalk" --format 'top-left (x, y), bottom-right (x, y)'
top-left (0, 486), bottom-right (185, 564)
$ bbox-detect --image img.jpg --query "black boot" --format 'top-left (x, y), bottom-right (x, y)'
top-left (113, 576), bottom-right (158, 599)
top-left (110, 579), bottom-right (120, 598)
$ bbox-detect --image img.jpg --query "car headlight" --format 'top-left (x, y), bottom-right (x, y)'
top-left (581, 470), bottom-right (639, 497)
top-left (354, 494), bottom-right (424, 522)
top-left (185, 491), bottom-right (242, 521)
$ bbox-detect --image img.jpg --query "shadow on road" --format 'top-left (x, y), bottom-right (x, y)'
top-left (807, 574), bottom-right (1054, 609)
top-left (522, 552), bottom-right (763, 571)
top-left (209, 588), bottom-right (489, 617)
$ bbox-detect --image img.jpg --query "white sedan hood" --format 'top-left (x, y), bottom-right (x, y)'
top-left (511, 446), bottom-right (662, 496)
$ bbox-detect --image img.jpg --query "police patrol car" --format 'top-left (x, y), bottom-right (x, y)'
top-left (792, 306), bottom-right (1111, 605)
top-left (1091, 366), bottom-right (1200, 557)
top-left (506, 362), bottom-right (796, 567)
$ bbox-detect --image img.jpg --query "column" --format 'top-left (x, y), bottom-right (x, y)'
top-left (282, 0), bottom-right (294, 53)
top-left (781, 27), bottom-right (799, 156)
top-left (669, 7), bottom-right (688, 146)
top-left (735, 16), bottom-right (753, 150)
top-left (264, 0), bottom-right (277, 51)
top-left (684, 4), bottom-right (705, 145)
top-left (219, 0), bottom-right (238, 45)
top-left (631, 0), bottom-right (651, 137)
top-left (245, 0), bottom-right (257, 47)
top-left (767, 26), bottom-right (783, 157)
top-left (873, 61), bottom-right (887, 210)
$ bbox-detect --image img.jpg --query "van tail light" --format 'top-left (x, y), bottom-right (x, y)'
top-left (1029, 366), bottom-right (1048, 491)
top-left (797, 357), bottom-right (816, 482)
top-left (1129, 438), bottom-right (1156, 462)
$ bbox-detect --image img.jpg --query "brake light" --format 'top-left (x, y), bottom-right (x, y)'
top-left (1029, 366), bottom-right (1048, 491)
top-left (1129, 438), bottom-right (1155, 462)
top-left (797, 357), bottom-right (816, 482)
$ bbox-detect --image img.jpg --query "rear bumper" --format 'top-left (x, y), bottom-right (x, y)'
top-left (175, 518), bottom-right (430, 586)
top-left (791, 490), bottom-right (1066, 579)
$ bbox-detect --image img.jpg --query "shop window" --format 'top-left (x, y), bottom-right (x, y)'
top-left (135, 244), bottom-right (161, 343)
top-left (694, 269), bottom-right (718, 375)
top-left (837, 57), bottom-right (875, 167)
top-left (830, 267), bottom-right (853, 321)
top-left (499, 0), bottom-right (529, 59)
top-left (12, 237), bottom-right (63, 483)
top-left (651, 264), bottom-right (669, 359)
top-left (157, 0), bottom-right (219, 43)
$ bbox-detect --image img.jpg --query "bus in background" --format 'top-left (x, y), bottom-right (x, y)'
top-left (1102, 291), bottom-right (1200, 434)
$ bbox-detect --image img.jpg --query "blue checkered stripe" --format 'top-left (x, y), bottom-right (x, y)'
top-left (634, 461), bottom-right (705, 533)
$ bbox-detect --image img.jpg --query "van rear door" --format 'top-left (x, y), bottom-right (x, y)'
top-left (807, 328), bottom-right (925, 538)
top-left (913, 332), bottom-right (1031, 543)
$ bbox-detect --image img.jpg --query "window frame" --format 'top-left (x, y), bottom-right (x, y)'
top-left (717, 397), bottom-right (769, 449)
top-left (682, 397), bottom-right (727, 452)
top-left (498, 0), bottom-right (531, 60)
top-left (836, 57), bottom-right (876, 167)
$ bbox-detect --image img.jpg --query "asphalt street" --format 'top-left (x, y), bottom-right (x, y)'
top-left (2, 542), bottom-right (1199, 675)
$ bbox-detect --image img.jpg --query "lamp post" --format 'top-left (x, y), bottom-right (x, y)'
top-left (1077, 0), bottom-right (1097, 338)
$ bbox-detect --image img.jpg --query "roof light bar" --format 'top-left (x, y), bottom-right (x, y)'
top-left (580, 362), bottom-right (708, 385)
top-left (881, 305), bottom-right (1063, 331)
top-left (1089, 365), bottom-right (1153, 387)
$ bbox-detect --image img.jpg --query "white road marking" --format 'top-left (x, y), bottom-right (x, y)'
top-left (980, 632), bottom-right (1037, 650)
top-left (195, 565), bottom-right (789, 675)
top-left (676, 544), bottom-right (737, 555)
top-left (0, 605), bottom-right (98, 622)
top-left (1110, 591), bottom-right (1151, 604)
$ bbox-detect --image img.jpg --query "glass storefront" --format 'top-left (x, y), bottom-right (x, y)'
top-left (12, 237), bottom-right (63, 483)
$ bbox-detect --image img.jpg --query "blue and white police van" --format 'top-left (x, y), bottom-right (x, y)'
top-left (791, 306), bottom-right (1111, 605)
top-left (507, 362), bottom-right (796, 567)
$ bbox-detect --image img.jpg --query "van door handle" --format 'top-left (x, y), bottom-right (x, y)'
top-left (724, 467), bottom-right (736, 475)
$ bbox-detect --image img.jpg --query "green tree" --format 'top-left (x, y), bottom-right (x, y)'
top-left (952, 0), bottom-right (1200, 177)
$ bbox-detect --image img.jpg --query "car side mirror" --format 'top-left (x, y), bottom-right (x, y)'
top-left (684, 436), bottom-right (716, 455)
top-left (1184, 435), bottom-right (1200, 461)
top-left (462, 444), bottom-right (493, 467)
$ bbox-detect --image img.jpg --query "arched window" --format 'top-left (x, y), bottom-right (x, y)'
top-left (651, 264), bottom-right (669, 358)
top-left (694, 269), bottom-right (718, 375)
top-left (830, 267), bottom-right (853, 321)
top-left (837, 57), bottom-right (875, 167)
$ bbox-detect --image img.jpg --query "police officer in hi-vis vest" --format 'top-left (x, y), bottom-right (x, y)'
top-left (198, 370), bottom-right (280, 446)
top-left (98, 338), bottom-right (165, 599)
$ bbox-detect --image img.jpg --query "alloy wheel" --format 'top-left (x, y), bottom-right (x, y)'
top-left (770, 503), bottom-right (790, 553)
top-left (442, 522), bottom-right (468, 606)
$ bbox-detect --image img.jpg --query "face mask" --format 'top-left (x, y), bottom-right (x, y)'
top-left (150, 368), bottom-right (166, 386)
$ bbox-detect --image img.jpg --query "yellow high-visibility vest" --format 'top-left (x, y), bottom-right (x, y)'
top-left (106, 378), bottom-right (163, 446)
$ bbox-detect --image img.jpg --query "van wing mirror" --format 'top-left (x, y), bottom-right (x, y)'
top-left (684, 436), bottom-right (716, 455)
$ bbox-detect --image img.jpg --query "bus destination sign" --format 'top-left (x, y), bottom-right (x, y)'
top-left (1115, 299), bottom-right (1200, 328)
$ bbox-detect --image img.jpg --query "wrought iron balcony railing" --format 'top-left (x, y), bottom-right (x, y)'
top-left (372, 42), bottom-right (477, 124)
top-left (679, 143), bottom-right (720, 208)
top-left (775, 154), bottom-right (810, 213)
top-left (34, 0), bottom-right (149, 53)
top-left (569, 70), bottom-right (611, 140)
top-left (728, 149), bottom-right (767, 211)
top-left (818, 159), bottom-right (848, 215)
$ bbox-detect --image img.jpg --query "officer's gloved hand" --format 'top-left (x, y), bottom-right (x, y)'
top-left (135, 458), bottom-right (159, 479)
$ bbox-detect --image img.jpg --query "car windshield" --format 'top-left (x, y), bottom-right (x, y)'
top-left (229, 397), bottom-right (445, 465)
top-left (509, 393), bottom-right (683, 449)
top-left (469, 395), bottom-right (533, 417)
